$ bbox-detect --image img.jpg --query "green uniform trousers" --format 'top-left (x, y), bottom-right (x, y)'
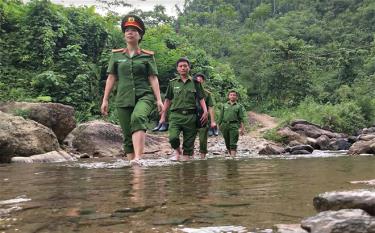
top-left (220, 123), bottom-right (239, 151)
top-left (169, 112), bottom-right (198, 156)
top-left (117, 98), bottom-right (154, 154)
top-left (198, 126), bottom-right (209, 153)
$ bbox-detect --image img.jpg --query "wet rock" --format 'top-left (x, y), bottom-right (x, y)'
top-left (114, 205), bottom-right (153, 213)
top-left (362, 127), bottom-right (375, 135)
top-left (316, 135), bottom-right (330, 150)
top-left (348, 139), bottom-right (375, 155)
top-left (259, 144), bottom-right (285, 155)
top-left (301, 209), bottom-right (375, 233)
top-left (290, 150), bottom-right (311, 155)
top-left (210, 202), bottom-right (251, 207)
top-left (313, 189), bottom-right (375, 215)
top-left (152, 217), bottom-right (190, 225)
top-left (306, 137), bottom-right (318, 148)
top-left (0, 102), bottom-right (76, 143)
top-left (286, 145), bottom-right (314, 154)
top-left (274, 224), bottom-right (308, 233)
top-left (291, 123), bottom-right (341, 139)
top-left (79, 153), bottom-right (90, 159)
top-left (11, 150), bottom-right (74, 163)
top-left (277, 127), bottom-right (307, 144)
top-left (327, 138), bottom-right (351, 150)
top-left (0, 111), bottom-right (60, 163)
top-left (348, 136), bottom-right (358, 144)
top-left (359, 134), bottom-right (375, 141)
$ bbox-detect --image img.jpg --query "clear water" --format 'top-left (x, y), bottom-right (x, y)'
top-left (1, 154), bottom-right (374, 233)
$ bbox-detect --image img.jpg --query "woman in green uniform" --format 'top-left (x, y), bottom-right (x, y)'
top-left (101, 15), bottom-right (163, 163)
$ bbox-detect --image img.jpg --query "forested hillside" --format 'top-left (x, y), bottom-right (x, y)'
top-left (1, 0), bottom-right (374, 134)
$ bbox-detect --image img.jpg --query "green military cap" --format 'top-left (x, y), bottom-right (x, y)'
top-left (193, 73), bottom-right (206, 80)
top-left (121, 15), bottom-right (146, 40)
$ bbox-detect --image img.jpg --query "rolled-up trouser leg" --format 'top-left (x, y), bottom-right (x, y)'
top-left (228, 126), bottom-right (239, 150)
top-left (169, 112), bottom-right (197, 156)
top-left (220, 124), bottom-right (230, 151)
top-left (117, 107), bottom-right (134, 154)
top-left (130, 98), bottom-right (154, 133)
top-left (168, 116), bottom-right (182, 150)
top-left (181, 114), bottom-right (198, 156)
top-left (117, 98), bottom-right (154, 154)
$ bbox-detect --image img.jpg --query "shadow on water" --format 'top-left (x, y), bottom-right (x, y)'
top-left (0, 154), bottom-right (374, 232)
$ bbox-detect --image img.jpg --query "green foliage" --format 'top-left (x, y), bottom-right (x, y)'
top-left (13, 108), bottom-right (31, 119)
top-left (263, 128), bottom-right (289, 144)
top-left (275, 98), bottom-right (369, 134)
top-left (1, 0), bottom-right (374, 134)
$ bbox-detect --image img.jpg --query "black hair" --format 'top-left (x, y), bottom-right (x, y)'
top-left (176, 57), bottom-right (190, 67)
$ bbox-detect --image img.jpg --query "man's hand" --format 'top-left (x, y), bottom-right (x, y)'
top-left (200, 110), bottom-right (208, 125)
top-left (239, 128), bottom-right (244, 136)
top-left (101, 100), bottom-right (109, 116)
top-left (156, 100), bottom-right (164, 115)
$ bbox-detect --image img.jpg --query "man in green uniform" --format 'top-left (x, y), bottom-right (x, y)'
top-left (159, 57), bottom-right (208, 161)
top-left (194, 73), bottom-right (217, 159)
top-left (101, 15), bottom-right (163, 162)
top-left (218, 90), bottom-right (246, 157)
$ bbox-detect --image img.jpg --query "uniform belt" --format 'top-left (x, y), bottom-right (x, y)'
top-left (223, 120), bottom-right (239, 123)
top-left (172, 109), bottom-right (196, 115)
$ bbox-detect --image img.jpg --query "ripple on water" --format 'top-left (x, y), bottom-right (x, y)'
top-left (67, 158), bottom-right (182, 169)
top-left (65, 150), bottom-right (349, 169)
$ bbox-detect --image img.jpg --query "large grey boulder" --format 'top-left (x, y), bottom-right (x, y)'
top-left (0, 102), bottom-right (76, 143)
top-left (291, 123), bottom-right (343, 139)
top-left (348, 139), bottom-right (375, 155)
top-left (0, 111), bottom-right (60, 162)
top-left (64, 120), bottom-right (124, 158)
top-left (301, 209), bottom-right (375, 233)
top-left (277, 127), bottom-right (307, 144)
top-left (258, 143), bottom-right (285, 155)
top-left (64, 120), bottom-right (169, 158)
top-left (313, 189), bottom-right (375, 215)
top-left (276, 120), bottom-right (349, 150)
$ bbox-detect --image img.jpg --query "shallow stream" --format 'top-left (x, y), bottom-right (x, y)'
top-left (1, 152), bottom-right (374, 232)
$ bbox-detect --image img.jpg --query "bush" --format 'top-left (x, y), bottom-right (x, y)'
top-left (275, 98), bottom-right (368, 134)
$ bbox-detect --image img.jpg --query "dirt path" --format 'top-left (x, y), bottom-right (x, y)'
top-left (247, 111), bottom-right (278, 137)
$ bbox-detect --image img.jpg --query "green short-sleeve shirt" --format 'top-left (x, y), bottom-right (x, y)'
top-left (219, 101), bottom-right (246, 124)
top-left (205, 90), bottom-right (214, 108)
top-left (165, 76), bottom-right (205, 111)
top-left (107, 49), bottom-right (158, 107)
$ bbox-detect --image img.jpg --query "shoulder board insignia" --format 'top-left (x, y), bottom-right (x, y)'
top-left (112, 48), bottom-right (125, 53)
top-left (141, 49), bottom-right (155, 55)
top-left (204, 89), bottom-right (212, 94)
top-left (170, 78), bottom-right (179, 82)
